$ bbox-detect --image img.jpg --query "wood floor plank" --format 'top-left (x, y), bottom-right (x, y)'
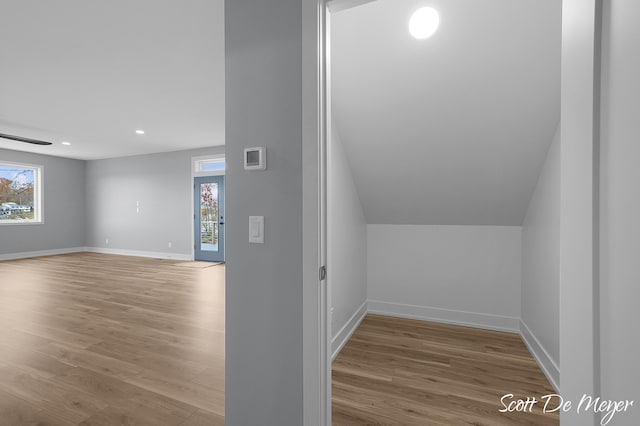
top-left (0, 388), bottom-right (76, 426)
top-left (2, 253), bottom-right (559, 425)
top-left (332, 314), bottom-right (560, 425)
top-left (0, 253), bottom-right (225, 425)
top-left (77, 400), bottom-right (189, 426)
top-left (180, 409), bottom-right (225, 426)
top-left (123, 372), bottom-right (225, 415)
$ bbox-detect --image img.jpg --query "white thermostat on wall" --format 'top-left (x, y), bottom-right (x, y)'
top-left (244, 147), bottom-right (266, 170)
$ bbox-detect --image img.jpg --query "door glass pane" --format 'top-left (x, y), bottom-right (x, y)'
top-left (200, 182), bottom-right (218, 252)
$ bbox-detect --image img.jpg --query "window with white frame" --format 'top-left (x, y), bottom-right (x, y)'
top-left (0, 162), bottom-right (43, 224)
top-left (193, 155), bottom-right (225, 176)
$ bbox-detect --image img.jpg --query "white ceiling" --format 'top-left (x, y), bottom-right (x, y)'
top-left (331, 0), bottom-right (561, 225)
top-left (1, 0), bottom-right (560, 225)
top-left (0, 0), bottom-right (224, 160)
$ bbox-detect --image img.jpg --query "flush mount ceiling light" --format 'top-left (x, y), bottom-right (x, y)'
top-left (61, 141), bottom-right (71, 146)
top-left (135, 130), bottom-right (145, 135)
top-left (409, 7), bottom-right (440, 39)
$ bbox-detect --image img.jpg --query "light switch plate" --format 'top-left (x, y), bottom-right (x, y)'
top-left (249, 216), bottom-right (264, 244)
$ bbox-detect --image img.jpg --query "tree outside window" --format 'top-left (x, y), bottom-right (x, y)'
top-left (200, 183), bottom-right (218, 244)
top-left (0, 162), bottom-right (42, 224)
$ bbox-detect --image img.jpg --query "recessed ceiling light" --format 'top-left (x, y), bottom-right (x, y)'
top-left (135, 130), bottom-right (145, 135)
top-left (61, 141), bottom-right (71, 146)
top-left (409, 7), bottom-right (440, 40)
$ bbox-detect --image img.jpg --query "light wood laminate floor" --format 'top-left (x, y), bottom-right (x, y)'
top-left (332, 314), bottom-right (559, 426)
top-left (2, 253), bottom-right (559, 425)
top-left (0, 252), bottom-right (225, 426)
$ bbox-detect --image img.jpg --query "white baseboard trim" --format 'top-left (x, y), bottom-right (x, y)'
top-left (332, 301), bottom-right (368, 361)
top-left (520, 320), bottom-right (560, 392)
top-left (0, 247), bottom-right (88, 261)
top-left (367, 300), bottom-right (520, 334)
top-left (86, 247), bottom-right (192, 261)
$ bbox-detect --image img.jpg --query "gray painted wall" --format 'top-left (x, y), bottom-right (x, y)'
top-left (328, 124), bottom-right (367, 353)
top-left (85, 146), bottom-right (224, 258)
top-left (600, 0), bottom-right (640, 421)
top-left (225, 0), bottom-right (304, 424)
top-left (367, 225), bottom-right (522, 331)
top-left (521, 125), bottom-right (560, 377)
top-left (0, 148), bottom-right (85, 256)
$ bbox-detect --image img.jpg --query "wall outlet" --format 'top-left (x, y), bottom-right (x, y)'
top-left (105, 238), bottom-right (109, 245)
top-left (168, 242), bottom-right (172, 249)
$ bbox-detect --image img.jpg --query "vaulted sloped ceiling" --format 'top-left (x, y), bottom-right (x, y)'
top-left (331, 0), bottom-right (561, 225)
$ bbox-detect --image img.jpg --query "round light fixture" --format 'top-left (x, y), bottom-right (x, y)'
top-left (409, 7), bottom-right (439, 39)
top-left (135, 130), bottom-right (145, 135)
top-left (61, 141), bottom-right (71, 146)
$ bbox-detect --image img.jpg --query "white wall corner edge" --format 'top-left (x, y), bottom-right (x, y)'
top-left (367, 300), bottom-right (521, 334)
top-left (519, 320), bottom-right (560, 393)
top-left (86, 247), bottom-right (192, 261)
top-left (332, 300), bottom-right (368, 361)
top-left (0, 247), bottom-right (89, 261)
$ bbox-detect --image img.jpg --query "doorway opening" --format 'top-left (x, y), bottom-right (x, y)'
top-left (324, 0), bottom-right (561, 423)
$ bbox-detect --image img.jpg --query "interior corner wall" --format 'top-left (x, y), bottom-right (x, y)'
top-left (521, 124), bottom-right (560, 389)
top-left (367, 224), bottom-right (522, 332)
top-left (84, 146), bottom-right (224, 259)
top-left (328, 124), bottom-right (367, 358)
top-left (0, 148), bottom-right (86, 257)
top-left (600, 0), bottom-right (640, 413)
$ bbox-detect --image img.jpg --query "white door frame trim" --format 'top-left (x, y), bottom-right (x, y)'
top-left (190, 154), bottom-right (226, 261)
top-left (303, 2), bottom-right (374, 424)
top-left (302, 0), bottom-right (330, 425)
